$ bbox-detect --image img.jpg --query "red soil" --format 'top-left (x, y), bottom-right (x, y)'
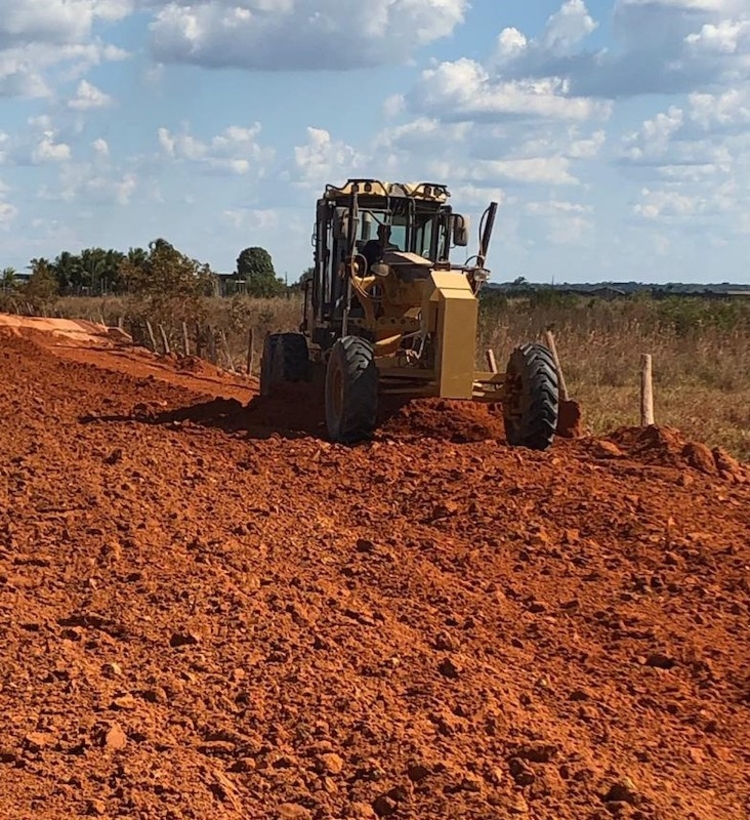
top-left (0, 325), bottom-right (748, 820)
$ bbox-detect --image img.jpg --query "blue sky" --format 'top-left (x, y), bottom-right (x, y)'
top-left (1, 0), bottom-right (749, 284)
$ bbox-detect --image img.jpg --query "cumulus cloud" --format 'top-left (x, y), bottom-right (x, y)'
top-left (148, 0), bottom-right (467, 70)
top-left (0, 183), bottom-right (18, 228)
top-left (617, 89), bottom-right (748, 175)
top-left (92, 138), bottom-right (110, 158)
top-left (157, 123), bottom-right (274, 175)
top-left (0, 41), bottom-right (129, 99)
top-left (32, 133), bottom-right (72, 164)
top-left (0, 1), bottom-right (131, 98)
top-left (223, 208), bottom-right (279, 231)
top-left (375, 118), bottom-right (472, 153)
top-left (291, 127), bottom-right (366, 187)
top-left (613, 82), bottom-right (750, 240)
top-left (68, 79), bottom-right (113, 110)
top-left (409, 58), bottom-right (610, 122)
top-left (491, 0), bottom-right (750, 99)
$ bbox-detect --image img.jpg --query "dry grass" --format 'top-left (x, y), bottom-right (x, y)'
top-left (47, 292), bottom-right (750, 461)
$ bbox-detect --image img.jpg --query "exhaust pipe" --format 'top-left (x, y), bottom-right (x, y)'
top-left (476, 201), bottom-right (498, 269)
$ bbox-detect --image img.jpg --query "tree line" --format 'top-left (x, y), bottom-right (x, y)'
top-left (0, 240), bottom-right (312, 302)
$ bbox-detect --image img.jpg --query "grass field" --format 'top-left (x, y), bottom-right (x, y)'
top-left (36, 292), bottom-right (750, 461)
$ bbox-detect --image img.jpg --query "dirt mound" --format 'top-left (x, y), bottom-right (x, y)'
top-left (0, 313), bottom-right (130, 348)
top-left (604, 425), bottom-right (748, 483)
top-left (377, 398), bottom-right (508, 442)
top-left (1, 332), bottom-right (749, 820)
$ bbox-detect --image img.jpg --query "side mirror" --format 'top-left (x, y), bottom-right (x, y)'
top-left (453, 214), bottom-right (469, 247)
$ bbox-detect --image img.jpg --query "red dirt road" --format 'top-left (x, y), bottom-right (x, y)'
top-left (0, 327), bottom-right (748, 820)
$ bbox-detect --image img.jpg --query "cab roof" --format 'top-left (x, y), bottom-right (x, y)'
top-left (323, 179), bottom-right (451, 204)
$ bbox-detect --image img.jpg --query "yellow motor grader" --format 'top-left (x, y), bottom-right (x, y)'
top-left (260, 178), bottom-right (559, 449)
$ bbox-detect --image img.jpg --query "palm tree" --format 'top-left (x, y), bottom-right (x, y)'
top-left (1, 267), bottom-right (17, 292)
top-left (54, 251), bottom-right (82, 294)
top-left (79, 248), bottom-right (107, 295)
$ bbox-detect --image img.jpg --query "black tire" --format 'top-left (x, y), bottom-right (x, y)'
top-left (272, 332), bottom-right (310, 383)
top-left (259, 333), bottom-right (281, 397)
top-left (260, 332), bottom-right (310, 397)
top-left (503, 342), bottom-right (559, 450)
top-left (325, 336), bottom-right (378, 443)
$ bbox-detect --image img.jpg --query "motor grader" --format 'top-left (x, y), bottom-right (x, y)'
top-left (260, 178), bottom-right (560, 449)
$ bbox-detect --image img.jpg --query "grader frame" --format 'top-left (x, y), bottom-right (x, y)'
top-left (260, 178), bottom-right (560, 448)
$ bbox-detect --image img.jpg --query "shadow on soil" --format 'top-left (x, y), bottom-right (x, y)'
top-left (79, 384), bottom-right (413, 443)
top-left (80, 386), bottom-right (583, 444)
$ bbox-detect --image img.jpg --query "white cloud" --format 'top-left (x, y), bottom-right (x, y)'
top-left (68, 79), bottom-right (113, 110)
top-left (292, 127), bottom-right (365, 187)
top-left (543, 0), bottom-right (598, 53)
top-left (0, 41), bottom-right (129, 100)
top-left (223, 208), bottom-right (279, 231)
top-left (409, 58), bottom-right (610, 122)
top-left (618, 91), bottom-right (747, 173)
top-left (617, 86), bottom-right (750, 241)
top-left (149, 0), bottom-right (467, 70)
top-left (92, 138), bottom-right (109, 157)
top-left (32, 133), bottom-right (72, 164)
top-left (451, 156), bottom-right (579, 186)
top-left (449, 184), bottom-right (507, 208)
top-left (375, 118), bottom-right (472, 152)
top-left (0, 1), bottom-right (131, 99)
top-left (481, 0), bottom-right (750, 101)
top-left (40, 162), bottom-right (138, 205)
top-left (157, 123), bottom-right (274, 175)
top-left (525, 199), bottom-right (592, 215)
top-left (0, 189), bottom-right (18, 228)
top-left (633, 187), bottom-right (708, 219)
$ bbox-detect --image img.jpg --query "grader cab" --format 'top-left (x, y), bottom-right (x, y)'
top-left (260, 178), bottom-right (560, 448)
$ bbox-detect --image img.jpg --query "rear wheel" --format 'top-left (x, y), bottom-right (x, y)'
top-left (503, 342), bottom-right (559, 450)
top-left (325, 336), bottom-right (378, 443)
top-left (260, 332), bottom-right (310, 396)
top-left (259, 333), bottom-right (281, 397)
top-left (273, 332), bottom-right (310, 383)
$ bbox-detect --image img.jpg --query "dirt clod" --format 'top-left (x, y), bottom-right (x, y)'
top-left (102, 723), bottom-right (127, 752)
top-left (604, 778), bottom-right (640, 805)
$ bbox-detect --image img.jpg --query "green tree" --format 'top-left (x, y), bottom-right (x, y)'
top-left (120, 237), bottom-right (215, 322)
top-left (79, 247), bottom-right (107, 294)
top-left (127, 247), bottom-right (148, 269)
top-left (25, 258), bottom-right (59, 307)
top-left (103, 249), bottom-right (126, 294)
top-left (236, 246), bottom-right (285, 297)
top-left (53, 251), bottom-right (82, 294)
top-left (1, 267), bottom-right (17, 292)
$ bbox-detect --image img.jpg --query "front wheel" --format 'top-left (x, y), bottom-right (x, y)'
top-left (503, 342), bottom-right (559, 450)
top-left (325, 336), bottom-right (378, 443)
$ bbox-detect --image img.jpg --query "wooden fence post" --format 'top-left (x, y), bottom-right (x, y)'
top-left (145, 320), bottom-right (158, 352)
top-left (640, 354), bottom-right (655, 426)
top-left (158, 324), bottom-right (171, 355)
